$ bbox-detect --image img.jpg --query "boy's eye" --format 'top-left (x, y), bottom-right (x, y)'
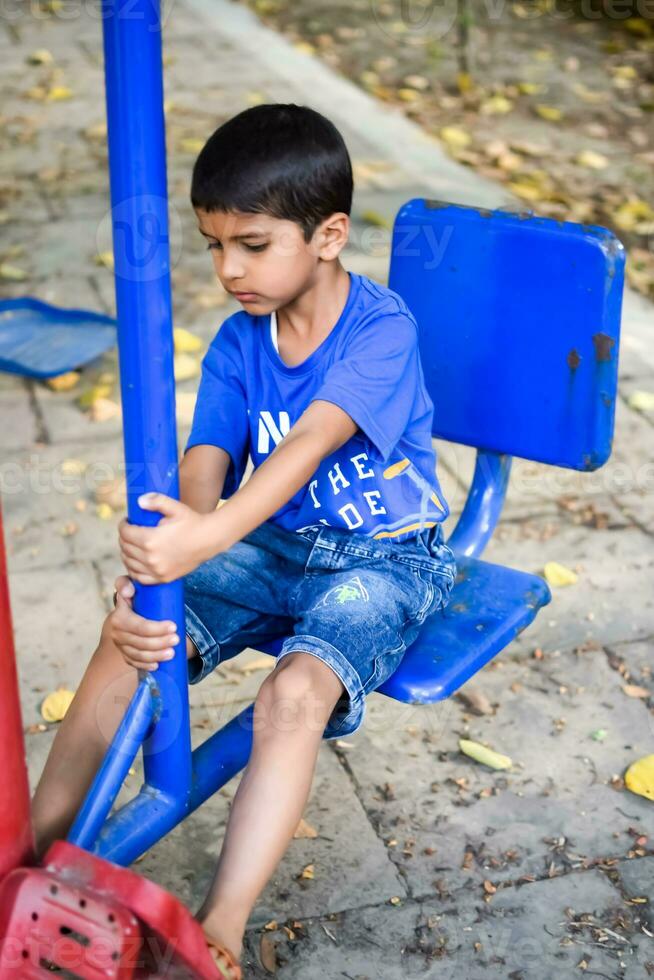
top-left (206, 242), bottom-right (222, 251)
top-left (245, 243), bottom-right (267, 253)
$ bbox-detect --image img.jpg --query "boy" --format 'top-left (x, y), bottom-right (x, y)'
top-left (31, 104), bottom-right (456, 977)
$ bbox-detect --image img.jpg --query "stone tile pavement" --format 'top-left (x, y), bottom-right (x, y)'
top-left (1, 0), bottom-right (652, 976)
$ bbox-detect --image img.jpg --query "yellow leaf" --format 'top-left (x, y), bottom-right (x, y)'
top-left (389, 896), bottom-right (402, 906)
top-left (89, 397), bottom-right (121, 423)
top-left (173, 327), bottom-right (203, 353)
top-left (440, 126), bottom-right (472, 149)
top-left (624, 17), bottom-right (653, 36)
top-left (613, 200), bottom-right (654, 232)
top-left (610, 64), bottom-right (637, 80)
top-left (459, 738), bottom-right (512, 770)
top-left (518, 82), bottom-right (545, 95)
top-left (397, 87), bottom-right (420, 102)
top-left (625, 754), bottom-right (654, 801)
top-left (78, 384), bottom-right (112, 409)
top-left (403, 74), bottom-right (429, 91)
top-left (84, 122), bottom-right (107, 141)
top-left (481, 95), bottom-right (514, 115)
top-left (575, 150), bottom-right (609, 170)
top-left (173, 353), bottom-right (200, 382)
top-left (543, 561), bottom-right (578, 586)
top-left (95, 476), bottom-right (126, 510)
top-left (628, 390), bottom-right (654, 412)
top-left (571, 83), bottom-right (604, 105)
top-left (94, 251), bottom-right (114, 270)
top-left (535, 105), bottom-right (563, 122)
top-left (60, 458), bottom-right (87, 476)
top-left (27, 49), bottom-right (53, 65)
top-left (178, 137), bottom-right (205, 154)
top-left (456, 72), bottom-right (473, 94)
top-left (507, 181), bottom-right (543, 202)
top-left (96, 502), bottom-right (114, 521)
top-left (0, 263), bottom-right (27, 281)
top-left (299, 863), bottom-right (314, 879)
top-left (294, 818), bottom-right (318, 839)
top-left (360, 209), bottom-right (392, 230)
top-left (622, 684), bottom-right (651, 699)
top-left (41, 688), bottom-right (75, 723)
top-left (45, 371), bottom-right (80, 391)
top-left (46, 85), bottom-right (73, 102)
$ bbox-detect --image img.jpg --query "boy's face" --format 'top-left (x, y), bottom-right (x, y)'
top-left (195, 208), bottom-right (349, 313)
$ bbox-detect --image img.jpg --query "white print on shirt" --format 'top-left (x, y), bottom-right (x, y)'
top-left (307, 452), bottom-right (387, 530)
top-left (257, 411), bottom-right (290, 453)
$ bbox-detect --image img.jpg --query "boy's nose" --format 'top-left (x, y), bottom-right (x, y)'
top-left (220, 250), bottom-right (246, 283)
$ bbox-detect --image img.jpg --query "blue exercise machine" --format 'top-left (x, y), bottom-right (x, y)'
top-left (66, 0), bottom-right (624, 866)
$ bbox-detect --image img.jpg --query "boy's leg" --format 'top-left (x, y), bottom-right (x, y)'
top-left (31, 619), bottom-right (198, 859)
top-left (195, 651), bottom-right (344, 960)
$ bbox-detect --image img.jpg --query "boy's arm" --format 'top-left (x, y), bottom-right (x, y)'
top-left (123, 402), bottom-right (357, 584)
top-left (179, 444), bottom-right (231, 513)
top-left (205, 399), bottom-right (357, 551)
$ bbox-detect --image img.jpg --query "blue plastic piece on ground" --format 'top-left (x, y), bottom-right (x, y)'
top-left (0, 298), bottom-right (116, 378)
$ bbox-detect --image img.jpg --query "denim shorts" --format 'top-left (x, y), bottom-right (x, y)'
top-left (183, 520), bottom-right (457, 740)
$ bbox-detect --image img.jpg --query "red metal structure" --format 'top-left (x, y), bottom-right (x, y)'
top-left (0, 503), bottom-right (224, 977)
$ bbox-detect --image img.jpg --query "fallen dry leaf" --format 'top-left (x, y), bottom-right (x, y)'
top-left (95, 476), bottom-right (126, 511)
top-left (89, 398), bottom-right (121, 423)
top-left (459, 738), bottom-right (512, 770)
top-left (294, 818), bottom-right (318, 839)
top-left (624, 754), bottom-right (654, 801)
top-left (543, 561), bottom-right (578, 587)
top-left (173, 327), bottom-right (204, 353)
top-left (259, 933), bottom-right (278, 974)
top-left (627, 390), bottom-right (654, 412)
top-left (46, 372), bottom-right (80, 392)
top-left (622, 684), bottom-right (651, 699)
top-left (41, 688), bottom-right (75, 722)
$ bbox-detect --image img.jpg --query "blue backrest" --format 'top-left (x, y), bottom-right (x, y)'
top-left (388, 199), bottom-right (625, 471)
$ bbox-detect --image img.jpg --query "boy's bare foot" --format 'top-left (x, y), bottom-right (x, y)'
top-left (201, 926), bottom-right (242, 980)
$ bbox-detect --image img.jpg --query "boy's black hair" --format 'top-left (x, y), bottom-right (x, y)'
top-left (190, 103), bottom-right (353, 242)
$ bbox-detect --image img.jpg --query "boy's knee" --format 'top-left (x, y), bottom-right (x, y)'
top-left (254, 653), bottom-right (344, 734)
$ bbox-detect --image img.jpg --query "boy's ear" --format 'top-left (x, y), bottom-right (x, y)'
top-left (314, 212), bottom-right (349, 260)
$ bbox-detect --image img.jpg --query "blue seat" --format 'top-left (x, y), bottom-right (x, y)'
top-left (376, 556), bottom-right (551, 703)
top-left (362, 199), bottom-right (623, 704)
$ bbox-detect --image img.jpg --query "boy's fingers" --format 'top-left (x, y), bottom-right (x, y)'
top-left (112, 630), bottom-right (178, 652)
top-left (114, 607), bottom-right (177, 637)
top-left (114, 574), bottom-right (135, 597)
top-left (120, 644), bottom-right (172, 664)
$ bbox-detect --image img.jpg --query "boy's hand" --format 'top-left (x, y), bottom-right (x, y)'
top-left (108, 575), bottom-right (179, 671)
top-left (118, 493), bottom-right (216, 584)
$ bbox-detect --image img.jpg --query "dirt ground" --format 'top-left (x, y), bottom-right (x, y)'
top-left (240, 0), bottom-right (654, 299)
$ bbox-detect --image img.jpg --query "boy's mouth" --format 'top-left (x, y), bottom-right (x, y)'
top-left (232, 291), bottom-right (258, 301)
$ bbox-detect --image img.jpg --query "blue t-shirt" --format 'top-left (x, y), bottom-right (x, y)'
top-left (185, 271), bottom-right (450, 542)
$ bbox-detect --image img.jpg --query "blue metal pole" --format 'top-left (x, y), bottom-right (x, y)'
top-left (67, 677), bottom-right (159, 850)
top-left (91, 707), bottom-right (256, 867)
top-left (99, 0), bottom-right (192, 800)
top-left (447, 451), bottom-right (512, 558)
